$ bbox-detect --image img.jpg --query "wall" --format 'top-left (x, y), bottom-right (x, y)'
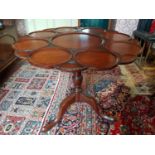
top-left (115, 19), bottom-right (139, 36)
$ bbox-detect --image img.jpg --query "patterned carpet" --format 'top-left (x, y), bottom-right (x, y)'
top-left (120, 63), bottom-right (155, 96)
top-left (0, 61), bottom-right (110, 135)
top-left (0, 60), bottom-right (155, 135)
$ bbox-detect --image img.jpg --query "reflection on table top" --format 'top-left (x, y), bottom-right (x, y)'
top-left (12, 27), bottom-right (142, 71)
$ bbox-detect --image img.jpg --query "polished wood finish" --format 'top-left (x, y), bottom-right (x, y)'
top-left (81, 27), bottom-right (106, 35)
top-left (58, 61), bottom-right (86, 72)
top-left (75, 49), bottom-right (119, 70)
top-left (104, 41), bottom-right (141, 64)
top-left (42, 92), bottom-right (102, 132)
top-left (13, 39), bottom-right (49, 58)
top-left (81, 29), bottom-right (131, 42)
top-left (124, 39), bottom-right (140, 45)
top-left (42, 70), bottom-right (102, 132)
top-left (13, 27), bottom-right (141, 133)
top-left (52, 32), bottom-right (104, 49)
top-left (107, 39), bottom-right (140, 46)
top-left (102, 31), bottom-right (131, 41)
top-left (28, 47), bottom-right (72, 69)
top-left (18, 36), bottom-right (32, 41)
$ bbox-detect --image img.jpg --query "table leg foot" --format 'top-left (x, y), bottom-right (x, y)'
top-left (79, 93), bottom-right (114, 134)
top-left (42, 92), bottom-right (114, 133)
top-left (42, 94), bottom-right (76, 132)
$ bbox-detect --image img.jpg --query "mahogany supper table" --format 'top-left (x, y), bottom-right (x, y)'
top-left (13, 27), bottom-right (141, 132)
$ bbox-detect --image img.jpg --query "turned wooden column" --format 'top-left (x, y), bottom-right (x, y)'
top-left (72, 71), bottom-right (83, 101)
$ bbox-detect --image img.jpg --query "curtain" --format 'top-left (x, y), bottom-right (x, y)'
top-left (79, 19), bottom-right (109, 29)
top-left (115, 19), bottom-right (139, 36)
top-left (15, 19), bottom-right (27, 36)
top-left (24, 19), bottom-right (78, 33)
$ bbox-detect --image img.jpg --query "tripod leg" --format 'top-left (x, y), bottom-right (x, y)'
top-left (79, 93), bottom-right (114, 135)
top-left (42, 94), bottom-right (76, 132)
top-left (79, 93), bottom-right (101, 116)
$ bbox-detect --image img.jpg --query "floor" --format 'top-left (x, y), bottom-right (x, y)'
top-left (0, 59), bottom-right (155, 135)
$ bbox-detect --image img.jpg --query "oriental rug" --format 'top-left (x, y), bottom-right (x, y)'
top-left (0, 60), bottom-right (154, 135)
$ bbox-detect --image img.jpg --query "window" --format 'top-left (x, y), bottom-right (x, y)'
top-left (24, 19), bottom-right (78, 33)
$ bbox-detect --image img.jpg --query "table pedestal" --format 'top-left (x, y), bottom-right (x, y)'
top-left (42, 70), bottom-right (103, 132)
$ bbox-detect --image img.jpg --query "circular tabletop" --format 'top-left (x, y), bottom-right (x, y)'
top-left (104, 41), bottom-right (141, 64)
top-left (75, 49), bottom-right (119, 70)
top-left (102, 31), bottom-right (131, 41)
top-left (52, 32), bottom-right (104, 49)
top-left (12, 27), bottom-right (141, 71)
top-left (13, 39), bottom-right (49, 58)
top-left (28, 47), bottom-right (72, 69)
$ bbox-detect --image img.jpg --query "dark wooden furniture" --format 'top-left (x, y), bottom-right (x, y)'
top-left (102, 31), bottom-right (131, 41)
top-left (13, 39), bottom-right (49, 58)
top-left (104, 41), bottom-right (142, 64)
top-left (13, 27), bottom-right (141, 132)
top-left (28, 47), bottom-right (72, 68)
top-left (0, 26), bottom-right (18, 76)
top-left (52, 32), bottom-right (104, 49)
top-left (81, 28), bottom-right (132, 42)
top-left (81, 27), bottom-right (106, 35)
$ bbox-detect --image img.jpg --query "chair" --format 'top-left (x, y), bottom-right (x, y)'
top-left (133, 30), bottom-right (155, 69)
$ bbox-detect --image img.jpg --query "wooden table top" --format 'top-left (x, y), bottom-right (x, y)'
top-left (28, 47), bottom-right (71, 69)
top-left (13, 39), bottom-right (49, 58)
top-left (12, 27), bottom-right (142, 71)
top-left (104, 41), bottom-right (141, 64)
top-left (81, 27), bottom-right (106, 35)
top-left (102, 31), bottom-right (131, 41)
top-left (52, 32), bottom-right (104, 49)
top-left (75, 49), bottom-right (119, 70)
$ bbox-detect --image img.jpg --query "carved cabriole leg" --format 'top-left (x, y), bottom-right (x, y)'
top-left (73, 71), bottom-right (102, 118)
top-left (79, 93), bottom-right (101, 117)
top-left (42, 70), bottom-right (83, 132)
top-left (42, 94), bottom-right (76, 132)
top-left (42, 70), bottom-right (105, 132)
